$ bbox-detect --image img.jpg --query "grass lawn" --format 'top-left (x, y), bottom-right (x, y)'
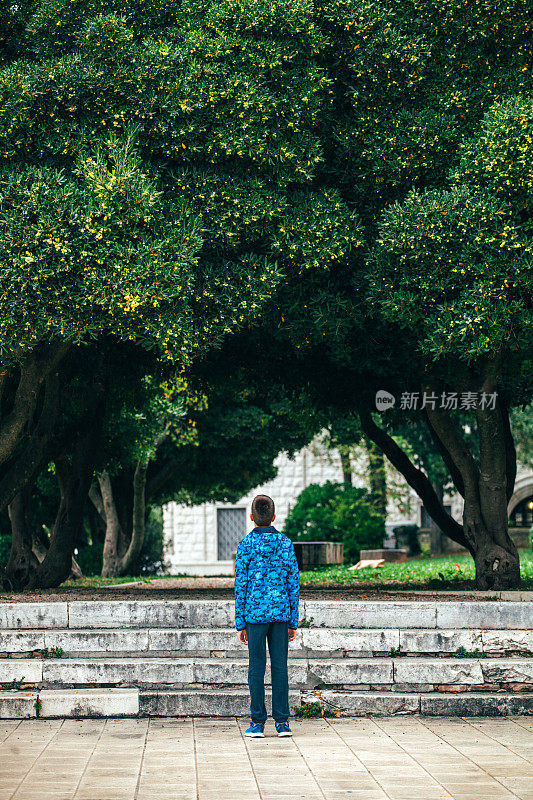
top-left (61, 575), bottom-right (153, 588)
top-left (55, 551), bottom-right (533, 591)
top-left (299, 550), bottom-right (533, 590)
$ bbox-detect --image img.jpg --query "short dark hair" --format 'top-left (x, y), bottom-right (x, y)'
top-left (251, 494), bottom-right (275, 526)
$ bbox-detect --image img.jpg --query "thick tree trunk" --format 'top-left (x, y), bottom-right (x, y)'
top-left (339, 449), bottom-right (352, 485)
top-left (98, 459), bottom-right (148, 577)
top-left (472, 378), bottom-right (519, 588)
top-left (428, 481), bottom-right (445, 555)
top-left (0, 341), bottom-right (70, 469)
top-left (2, 486), bottom-right (40, 591)
top-left (25, 411), bottom-right (103, 589)
top-left (2, 479), bottom-right (84, 591)
top-left (99, 470), bottom-right (123, 577)
top-left (31, 526), bottom-right (83, 580)
top-left (2, 375), bottom-right (106, 590)
top-left (0, 370), bottom-right (62, 513)
top-left (422, 358), bottom-right (520, 589)
top-left (122, 459), bottom-right (148, 574)
top-left (357, 359), bottom-right (521, 589)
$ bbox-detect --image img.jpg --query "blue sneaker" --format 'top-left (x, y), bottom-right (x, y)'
top-left (275, 721), bottom-right (292, 737)
top-left (244, 722), bottom-right (265, 738)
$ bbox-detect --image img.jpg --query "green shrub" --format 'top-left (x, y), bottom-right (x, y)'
top-left (293, 701), bottom-right (335, 718)
top-left (284, 481), bottom-right (384, 563)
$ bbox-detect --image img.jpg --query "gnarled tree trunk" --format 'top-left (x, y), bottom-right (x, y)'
top-left (31, 525), bottom-right (83, 581)
top-left (356, 358), bottom-right (521, 590)
top-left (422, 358), bottom-right (519, 590)
top-left (27, 419), bottom-right (103, 589)
top-left (3, 485), bottom-right (40, 591)
top-left (358, 354), bottom-right (520, 590)
top-left (0, 341), bottom-right (70, 473)
top-left (1, 369), bottom-right (106, 591)
top-left (94, 459), bottom-right (148, 578)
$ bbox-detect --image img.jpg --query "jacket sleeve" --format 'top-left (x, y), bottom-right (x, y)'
top-left (234, 541), bottom-right (248, 631)
top-left (286, 541), bottom-right (300, 629)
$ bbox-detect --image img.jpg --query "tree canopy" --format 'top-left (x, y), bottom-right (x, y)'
top-left (0, 0), bottom-right (531, 588)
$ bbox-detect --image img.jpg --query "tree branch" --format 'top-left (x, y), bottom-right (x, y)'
top-left (0, 370), bottom-right (62, 512)
top-left (422, 383), bottom-right (481, 495)
top-left (88, 482), bottom-right (106, 523)
top-left (0, 341), bottom-right (70, 467)
top-left (356, 403), bottom-right (470, 550)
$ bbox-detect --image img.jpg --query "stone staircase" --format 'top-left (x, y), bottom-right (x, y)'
top-left (0, 599), bottom-right (532, 718)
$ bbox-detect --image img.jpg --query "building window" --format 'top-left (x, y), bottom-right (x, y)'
top-left (509, 496), bottom-right (533, 528)
top-left (217, 508), bottom-right (247, 560)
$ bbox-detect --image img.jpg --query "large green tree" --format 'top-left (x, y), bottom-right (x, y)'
top-left (186, 0), bottom-right (532, 588)
top-left (1, 0), bottom-right (531, 589)
top-left (367, 96), bottom-right (532, 584)
top-left (1, 0), bottom-right (361, 588)
top-left (1, 1), bottom-right (316, 587)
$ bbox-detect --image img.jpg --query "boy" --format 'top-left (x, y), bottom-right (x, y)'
top-left (234, 494), bottom-right (300, 738)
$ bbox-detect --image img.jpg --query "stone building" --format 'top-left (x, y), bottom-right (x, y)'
top-left (162, 430), bottom-right (532, 575)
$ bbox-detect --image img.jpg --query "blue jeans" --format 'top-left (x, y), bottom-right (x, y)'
top-left (246, 621), bottom-right (290, 724)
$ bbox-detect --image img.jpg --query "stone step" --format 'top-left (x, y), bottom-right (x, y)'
top-left (303, 600), bottom-right (532, 630)
top-left (301, 690), bottom-right (533, 717)
top-left (0, 689), bottom-right (138, 719)
top-left (0, 691), bottom-right (39, 719)
top-left (1, 627), bottom-right (532, 656)
top-left (0, 688), bottom-right (296, 718)
top-left (139, 688), bottom-right (301, 717)
top-left (1, 656), bottom-right (532, 688)
top-left (0, 686), bottom-right (531, 718)
top-left (1, 599), bottom-right (531, 630)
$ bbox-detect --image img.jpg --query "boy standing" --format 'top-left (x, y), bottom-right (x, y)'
top-left (234, 494), bottom-right (300, 738)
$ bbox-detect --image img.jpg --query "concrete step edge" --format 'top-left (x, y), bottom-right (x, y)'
top-left (1, 688), bottom-right (532, 718)
top-left (2, 600), bottom-right (532, 630)
top-left (2, 655), bottom-right (532, 664)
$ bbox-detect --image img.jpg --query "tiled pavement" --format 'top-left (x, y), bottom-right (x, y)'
top-left (0, 716), bottom-right (531, 800)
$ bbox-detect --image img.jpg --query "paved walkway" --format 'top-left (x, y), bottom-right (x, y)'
top-left (0, 716), bottom-right (531, 800)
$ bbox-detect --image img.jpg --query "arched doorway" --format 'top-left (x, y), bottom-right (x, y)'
top-left (509, 495), bottom-right (533, 529)
top-left (507, 476), bottom-right (533, 548)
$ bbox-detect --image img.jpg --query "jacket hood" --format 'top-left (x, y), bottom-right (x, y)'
top-left (250, 525), bottom-right (283, 561)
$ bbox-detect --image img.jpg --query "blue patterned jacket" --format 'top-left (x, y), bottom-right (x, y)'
top-left (234, 525), bottom-right (300, 630)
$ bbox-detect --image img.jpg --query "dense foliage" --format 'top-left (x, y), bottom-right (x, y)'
top-left (284, 480), bottom-right (384, 563)
top-left (0, 0), bottom-right (531, 588)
